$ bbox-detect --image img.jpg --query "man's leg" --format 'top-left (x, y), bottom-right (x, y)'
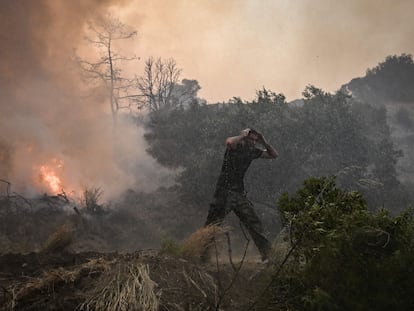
top-left (202, 195), bottom-right (229, 262)
top-left (205, 196), bottom-right (228, 226)
top-left (228, 192), bottom-right (271, 261)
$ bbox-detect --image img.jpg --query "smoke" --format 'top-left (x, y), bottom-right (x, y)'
top-left (117, 0), bottom-right (414, 102)
top-left (2, 0), bottom-right (412, 198)
top-left (0, 0), bottom-right (173, 199)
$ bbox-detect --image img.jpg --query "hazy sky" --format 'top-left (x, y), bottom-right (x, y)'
top-left (116, 0), bottom-right (414, 102)
top-left (1, 0), bottom-right (413, 197)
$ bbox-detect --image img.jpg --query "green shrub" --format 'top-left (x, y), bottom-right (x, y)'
top-left (159, 238), bottom-right (184, 257)
top-left (273, 176), bottom-right (414, 311)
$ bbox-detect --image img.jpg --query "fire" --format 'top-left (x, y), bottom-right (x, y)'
top-left (39, 165), bottom-right (62, 193)
top-left (36, 158), bottom-right (65, 194)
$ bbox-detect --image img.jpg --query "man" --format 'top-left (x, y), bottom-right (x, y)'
top-left (205, 128), bottom-right (278, 261)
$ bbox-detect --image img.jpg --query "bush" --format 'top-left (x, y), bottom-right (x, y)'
top-left (41, 223), bottom-right (74, 253)
top-left (159, 224), bottom-right (228, 262)
top-left (272, 176), bottom-right (414, 311)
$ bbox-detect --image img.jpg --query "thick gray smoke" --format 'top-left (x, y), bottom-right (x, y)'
top-left (0, 0), bottom-right (173, 199)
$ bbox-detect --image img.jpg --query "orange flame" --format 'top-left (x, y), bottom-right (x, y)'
top-left (36, 158), bottom-right (65, 194)
top-left (39, 165), bottom-right (62, 193)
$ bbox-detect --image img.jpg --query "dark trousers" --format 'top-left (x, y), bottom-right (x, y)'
top-left (205, 190), bottom-right (271, 260)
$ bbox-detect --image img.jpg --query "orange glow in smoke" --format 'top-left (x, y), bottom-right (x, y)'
top-left (36, 158), bottom-right (64, 194)
top-left (39, 165), bottom-right (62, 193)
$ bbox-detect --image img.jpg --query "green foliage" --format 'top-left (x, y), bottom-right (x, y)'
top-left (159, 238), bottom-right (185, 257)
top-left (395, 107), bottom-right (414, 128)
top-left (275, 177), bottom-right (414, 311)
top-left (143, 85), bottom-right (406, 212)
top-left (345, 53), bottom-right (414, 103)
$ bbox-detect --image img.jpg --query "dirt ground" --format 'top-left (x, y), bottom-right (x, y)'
top-left (0, 250), bottom-right (273, 311)
top-left (0, 192), bottom-right (283, 310)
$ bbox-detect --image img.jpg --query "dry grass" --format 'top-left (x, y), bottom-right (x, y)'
top-left (181, 224), bottom-right (229, 261)
top-left (155, 257), bottom-right (219, 310)
top-left (41, 223), bottom-right (74, 253)
top-left (8, 258), bottom-right (112, 309)
top-left (78, 262), bottom-right (159, 311)
top-left (82, 187), bottom-right (104, 214)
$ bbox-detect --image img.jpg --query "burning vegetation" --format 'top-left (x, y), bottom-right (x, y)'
top-left (36, 159), bottom-right (65, 195)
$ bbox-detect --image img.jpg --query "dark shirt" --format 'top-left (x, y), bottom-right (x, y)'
top-left (214, 143), bottom-right (263, 196)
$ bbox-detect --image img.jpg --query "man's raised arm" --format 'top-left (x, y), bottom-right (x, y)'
top-left (258, 132), bottom-right (278, 159)
top-left (225, 129), bottom-right (250, 149)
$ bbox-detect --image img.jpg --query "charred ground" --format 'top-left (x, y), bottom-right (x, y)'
top-left (0, 191), bottom-right (278, 311)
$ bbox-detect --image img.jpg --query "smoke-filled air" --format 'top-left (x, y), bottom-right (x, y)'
top-left (2, 1), bottom-right (414, 310)
top-left (0, 0), bottom-right (173, 199)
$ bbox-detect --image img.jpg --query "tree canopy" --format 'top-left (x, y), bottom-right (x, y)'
top-left (143, 86), bottom-right (409, 213)
top-left (343, 54), bottom-right (414, 103)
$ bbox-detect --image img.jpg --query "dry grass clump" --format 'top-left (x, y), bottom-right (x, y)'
top-left (8, 258), bottom-right (112, 309)
top-left (79, 262), bottom-right (159, 311)
top-left (13, 267), bottom-right (77, 304)
top-left (181, 224), bottom-right (229, 260)
top-left (41, 223), bottom-right (74, 253)
top-left (160, 265), bottom-right (218, 310)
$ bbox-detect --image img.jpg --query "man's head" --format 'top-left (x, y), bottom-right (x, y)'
top-left (243, 128), bottom-right (259, 146)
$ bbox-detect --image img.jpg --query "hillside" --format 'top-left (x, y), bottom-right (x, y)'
top-left (341, 54), bottom-right (414, 183)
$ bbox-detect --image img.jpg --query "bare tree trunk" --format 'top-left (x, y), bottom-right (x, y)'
top-left (76, 15), bottom-right (139, 128)
top-left (137, 57), bottom-right (182, 113)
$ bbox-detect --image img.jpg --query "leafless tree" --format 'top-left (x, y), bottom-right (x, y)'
top-left (137, 57), bottom-right (182, 113)
top-left (76, 15), bottom-right (140, 125)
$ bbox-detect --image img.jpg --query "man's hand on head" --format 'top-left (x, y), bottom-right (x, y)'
top-left (256, 132), bottom-right (266, 145)
top-left (240, 128), bottom-right (251, 137)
